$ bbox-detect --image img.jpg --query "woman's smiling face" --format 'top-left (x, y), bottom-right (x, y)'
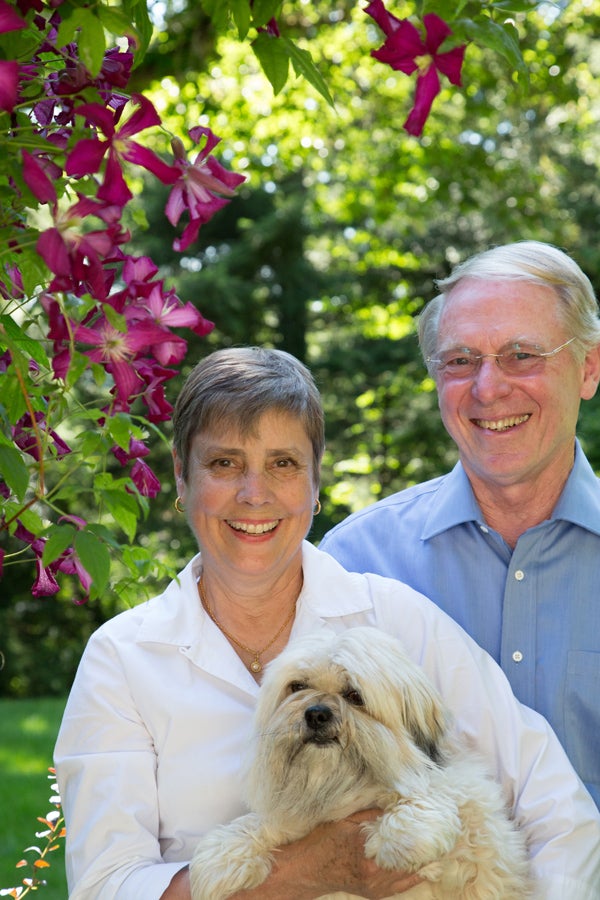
top-left (435, 277), bottom-right (600, 492)
top-left (173, 409), bottom-right (317, 583)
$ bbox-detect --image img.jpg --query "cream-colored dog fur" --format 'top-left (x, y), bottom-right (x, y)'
top-left (190, 626), bottom-right (531, 899)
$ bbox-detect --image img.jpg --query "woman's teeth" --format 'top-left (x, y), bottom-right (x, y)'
top-left (228, 520), bottom-right (279, 534)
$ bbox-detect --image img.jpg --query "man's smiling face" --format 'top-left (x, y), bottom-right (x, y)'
top-left (434, 277), bottom-right (598, 493)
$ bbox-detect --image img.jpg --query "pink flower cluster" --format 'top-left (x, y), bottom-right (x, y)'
top-left (365, 1), bottom-right (466, 137)
top-left (0, 0), bottom-right (245, 597)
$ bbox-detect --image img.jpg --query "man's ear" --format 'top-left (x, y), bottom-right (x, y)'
top-left (581, 345), bottom-right (600, 400)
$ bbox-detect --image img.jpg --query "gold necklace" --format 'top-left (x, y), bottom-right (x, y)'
top-left (198, 576), bottom-right (296, 674)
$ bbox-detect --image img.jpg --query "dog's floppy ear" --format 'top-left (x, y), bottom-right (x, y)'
top-left (403, 673), bottom-right (447, 763)
top-left (396, 670), bottom-right (447, 764)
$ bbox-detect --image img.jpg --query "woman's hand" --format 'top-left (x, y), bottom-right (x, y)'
top-left (162, 809), bottom-right (422, 900)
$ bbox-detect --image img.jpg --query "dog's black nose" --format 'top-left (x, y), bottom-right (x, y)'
top-left (305, 704), bottom-right (333, 731)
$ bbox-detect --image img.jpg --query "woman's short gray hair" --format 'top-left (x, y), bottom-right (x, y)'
top-left (173, 347), bottom-right (325, 485)
top-left (418, 241), bottom-right (600, 375)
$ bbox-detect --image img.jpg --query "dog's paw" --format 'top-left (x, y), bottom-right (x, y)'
top-left (363, 792), bottom-right (461, 872)
top-left (189, 813), bottom-right (274, 900)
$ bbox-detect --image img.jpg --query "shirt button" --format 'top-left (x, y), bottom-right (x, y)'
top-left (479, 524), bottom-right (489, 533)
top-left (514, 569), bottom-right (525, 581)
top-left (512, 651), bottom-right (524, 663)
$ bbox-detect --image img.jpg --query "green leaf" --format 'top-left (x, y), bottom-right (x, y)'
top-left (229, 0), bottom-right (251, 40)
top-left (97, 6), bottom-right (137, 40)
top-left (42, 524), bottom-right (76, 567)
top-left (76, 10), bottom-right (107, 78)
top-left (56, 8), bottom-right (106, 77)
top-left (461, 17), bottom-right (528, 81)
top-left (281, 37), bottom-right (335, 108)
top-left (250, 0), bottom-right (282, 29)
top-left (75, 530), bottom-right (111, 595)
top-left (101, 489), bottom-right (139, 542)
top-left (0, 444), bottom-right (29, 500)
top-left (0, 315), bottom-right (50, 370)
top-left (107, 414), bottom-right (135, 451)
top-left (252, 32), bottom-right (289, 96)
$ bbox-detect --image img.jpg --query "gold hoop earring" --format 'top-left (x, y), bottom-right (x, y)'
top-left (174, 496), bottom-right (185, 513)
top-left (313, 498), bottom-right (321, 515)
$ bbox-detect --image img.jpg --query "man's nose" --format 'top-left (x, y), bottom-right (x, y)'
top-left (470, 357), bottom-right (512, 400)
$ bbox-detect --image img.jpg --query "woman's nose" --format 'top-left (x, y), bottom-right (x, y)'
top-left (235, 470), bottom-right (272, 504)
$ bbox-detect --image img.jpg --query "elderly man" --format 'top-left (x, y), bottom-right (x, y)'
top-left (320, 241), bottom-right (600, 810)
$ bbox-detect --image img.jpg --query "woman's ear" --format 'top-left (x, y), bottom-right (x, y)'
top-left (172, 449), bottom-right (185, 494)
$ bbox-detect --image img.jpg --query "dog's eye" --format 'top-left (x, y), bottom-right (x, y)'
top-left (288, 681), bottom-right (308, 694)
top-left (344, 689), bottom-right (364, 707)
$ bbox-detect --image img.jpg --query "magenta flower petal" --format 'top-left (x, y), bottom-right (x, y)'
top-left (370, 18), bottom-right (422, 75)
top-left (0, 59), bottom-right (19, 113)
top-left (130, 458), bottom-right (161, 497)
top-left (422, 13), bottom-right (452, 53)
top-left (404, 65), bottom-right (440, 137)
top-left (97, 150), bottom-right (132, 206)
top-left (21, 149), bottom-right (57, 204)
top-left (36, 228), bottom-right (71, 276)
top-left (108, 359), bottom-right (143, 403)
top-left (116, 93), bottom-right (161, 139)
top-left (435, 45), bottom-right (466, 86)
top-left (65, 137), bottom-right (108, 176)
top-left (364, 0), bottom-right (402, 36)
top-left (32, 557), bottom-right (60, 597)
top-left (120, 141), bottom-right (178, 185)
top-left (0, 0), bottom-right (27, 34)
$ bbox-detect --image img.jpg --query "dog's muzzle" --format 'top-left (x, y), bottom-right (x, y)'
top-left (303, 703), bottom-right (339, 744)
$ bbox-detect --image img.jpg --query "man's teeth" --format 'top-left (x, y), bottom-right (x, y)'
top-left (228, 520), bottom-right (279, 534)
top-left (475, 414), bottom-right (530, 431)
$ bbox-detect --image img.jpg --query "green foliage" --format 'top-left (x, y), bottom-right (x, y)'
top-left (0, 699), bottom-right (67, 898)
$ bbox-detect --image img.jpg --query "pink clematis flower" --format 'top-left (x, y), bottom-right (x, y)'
top-left (366, 2), bottom-right (466, 137)
top-left (66, 94), bottom-right (178, 206)
top-left (130, 458), bottom-right (161, 497)
top-left (166, 126), bottom-right (246, 252)
top-left (36, 194), bottom-right (128, 300)
top-left (13, 411), bottom-right (72, 460)
top-left (74, 316), bottom-right (146, 404)
top-left (131, 359), bottom-right (176, 422)
top-left (125, 282), bottom-right (214, 364)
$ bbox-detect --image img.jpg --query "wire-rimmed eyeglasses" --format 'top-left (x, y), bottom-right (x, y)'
top-left (427, 337), bottom-right (577, 380)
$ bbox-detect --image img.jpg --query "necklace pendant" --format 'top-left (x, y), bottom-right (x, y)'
top-left (250, 658), bottom-right (262, 674)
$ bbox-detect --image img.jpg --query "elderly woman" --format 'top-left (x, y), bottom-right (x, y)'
top-left (54, 347), bottom-right (600, 900)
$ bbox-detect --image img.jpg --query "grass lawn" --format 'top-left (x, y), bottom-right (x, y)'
top-left (0, 697), bottom-right (68, 899)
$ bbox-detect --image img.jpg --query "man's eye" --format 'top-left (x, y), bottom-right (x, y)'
top-left (445, 355), bottom-right (474, 368)
top-left (510, 350), bottom-right (538, 361)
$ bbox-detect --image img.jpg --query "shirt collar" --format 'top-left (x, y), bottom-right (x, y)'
top-left (421, 439), bottom-right (600, 539)
top-left (420, 461), bottom-right (481, 539)
top-left (553, 439), bottom-right (600, 534)
top-left (135, 542), bottom-right (373, 648)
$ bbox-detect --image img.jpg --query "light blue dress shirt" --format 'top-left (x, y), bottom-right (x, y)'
top-left (319, 440), bottom-right (600, 809)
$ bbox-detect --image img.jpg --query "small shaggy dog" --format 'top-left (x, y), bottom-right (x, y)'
top-left (190, 626), bottom-right (531, 899)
